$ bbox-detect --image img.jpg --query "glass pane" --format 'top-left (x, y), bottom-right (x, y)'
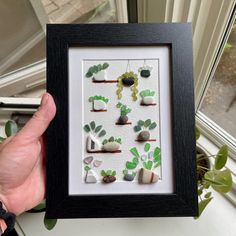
top-left (0, 0), bottom-right (121, 80)
top-left (200, 20), bottom-right (236, 138)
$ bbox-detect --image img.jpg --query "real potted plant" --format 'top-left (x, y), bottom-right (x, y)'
top-left (195, 127), bottom-right (233, 217)
top-left (134, 119), bottom-right (157, 142)
top-left (102, 136), bottom-right (122, 152)
top-left (89, 95), bottom-right (109, 111)
top-left (86, 62), bottom-right (109, 81)
top-left (139, 89), bottom-right (156, 105)
top-left (116, 102), bottom-right (132, 124)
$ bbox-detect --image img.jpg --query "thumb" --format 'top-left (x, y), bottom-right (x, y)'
top-left (15, 93), bottom-right (56, 141)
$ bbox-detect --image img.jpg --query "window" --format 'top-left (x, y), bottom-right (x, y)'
top-left (200, 20), bottom-right (236, 141)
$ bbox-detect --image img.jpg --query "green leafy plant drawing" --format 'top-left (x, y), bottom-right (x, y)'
top-left (139, 89), bottom-right (155, 98)
top-left (89, 95), bottom-right (109, 103)
top-left (116, 71), bottom-right (138, 101)
top-left (101, 169), bottom-right (116, 177)
top-left (196, 127), bottom-right (233, 218)
top-left (86, 63), bottom-right (109, 78)
top-left (116, 102), bottom-right (132, 116)
top-left (102, 136), bottom-right (122, 145)
top-left (83, 121), bottom-right (106, 138)
top-left (123, 144), bottom-right (161, 178)
top-left (134, 119), bottom-right (157, 133)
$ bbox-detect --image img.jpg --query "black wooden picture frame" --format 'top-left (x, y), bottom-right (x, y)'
top-left (46, 23), bottom-right (198, 218)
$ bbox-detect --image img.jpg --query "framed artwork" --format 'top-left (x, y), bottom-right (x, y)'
top-left (46, 23), bottom-right (198, 218)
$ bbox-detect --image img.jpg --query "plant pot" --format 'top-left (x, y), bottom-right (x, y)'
top-left (122, 77), bottom-right (135, 87)
top-left (196, 145), bottom-right (210, 181)
top-left (103, 175), bottom-right (116, 183)
top-left (140, 69), bottom-right (151, 78)
top-left (93, 100), bottom-right (107, 110)
top-left (142, 96), bottom-right (154, 105)
top-left (138, 131), bottom-right (150, 141)
top-left (118, 115), bottom-right (128, 124)
top-left (138, 168), bottom-right (158, 184)
top-left (103, 142), bottom-right (120, 152)
top-left (93, 70), bottom-right (107, 81)
top-left (85, 170), bottom-right (97, 183)
top-left (86, 134), bottom-right (102, 152)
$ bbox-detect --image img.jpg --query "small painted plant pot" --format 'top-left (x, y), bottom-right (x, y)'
top-left (85, 170), bottom-right (98, 183)
top-left (142, 96), bottom-right (155, 105)
top-left (93, 100), bottom-right (107, 111)
top-left (124, 173), bottom-right (135, 181)
top-left (86, 134), bottom-right (102, 152)
top-left (122, 76), bottom-right (135, 87)
top-left (138, 168), bottom-right (159, 184)
top-left (103, 175), bottom-right (116, 183)
top-left (103, 142), bottom-right (121, 152)
top-left (138, 131), bottom-right (150, 142)
top-left (93, 70), bottom-right (107, 81)
top-left (118, 115), bottom-right (128, 124)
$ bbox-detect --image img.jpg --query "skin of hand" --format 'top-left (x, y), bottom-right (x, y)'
top-left (0, 93), bottom-right (56, 215)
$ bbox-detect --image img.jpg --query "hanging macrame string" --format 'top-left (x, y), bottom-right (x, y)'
top-left (126, 59), bottom-right (131, 72)
top-left (143, 59), bottom-right (147, 67)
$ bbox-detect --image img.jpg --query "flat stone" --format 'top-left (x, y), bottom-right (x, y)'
top-left (124, 174), bottom-right (134, 181)
top-left (103, 142), bottom-right (120, 152)
top-left (122, 77), bottom-right (135, 87)
top-left (142, 96), bottom-right (154, 105)
top-left (93, 160), bottom-right (102, 167)
top-left (93, 100), bottom-right (107, 110)
top-left (138, 131), bottom-right (150, 141)
top-left (85, 170), bottom-right (97, 183)
top-left (83, 156), bottom-right (93, 164)
top-left (103, 175), bottom-right (116, 183)
top-left (138, 168), bottom-right (158, 184)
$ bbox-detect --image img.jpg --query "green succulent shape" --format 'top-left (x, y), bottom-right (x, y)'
top-left (83, 121), bottom-right (106, 137)
top-left (134, 119), bottom-right (157, 132)
top-left (140, 89), bottom-right (155, 98)
top-left (86, 63), bottom-right (109, 78)
top-left (116, 102), bottom-right (132, 116)
top-left (89, 95), bottom-right (109, 103)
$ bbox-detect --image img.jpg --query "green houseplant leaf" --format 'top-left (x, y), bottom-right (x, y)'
top-left (5, 120), bottom-right (18, 137)
top-left (204, 169), bottom-right (232, 193)
top-left (195, 197), bottom-right (213, 219)
top-left (32, 200), bottom-right (46, 211)
top-left (215, 145), bottom-right (228, 170)
top-left (44, 216), bottom-right (57, 230)
top-left (196, 127), bottom-right (200, 140)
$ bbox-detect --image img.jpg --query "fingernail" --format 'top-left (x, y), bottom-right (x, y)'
top-left (40, 93), bottom-right (49, 106)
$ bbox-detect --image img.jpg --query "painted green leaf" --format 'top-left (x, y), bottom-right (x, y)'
top-left (149, 122), bottom-right (157, 130)
top-left (144, 143), bottom-right (151, 152)
top-left (95, 125), bottom-right (102, 133)
top-left (195, 197), bottom-right (213, 219)
top-left (204, 192), bottom-right (212, 198)
top-left (132, 157), bottom-right (139, 164)
top-left (126, 161), bottom-right (137, 170)
top-left (0, 137), bottom-right (5, 143)
top-left (112, 170), bottom-right (116, 176)
top-left (84, 124), bottom-right (90, 133)
top-left (101, 170), bottom-right (107, 177)
top-left (98, 129), bottom-right (106, 137)
top-left (123, 169), bottom-right (128, 175)
top-left (44, 216), bottom-right (57, 230)
top-left (90, 121), bottom-right (96, 130)
top-left (86, 71), bottom-right (93, 78)
top-left (32, 200), bottom-right (46, 211)
top-left (84, 166), bottom-right (91, 171)
top-left (138, 120), bottom-right (144, 126)
top-left (144, 160), bottom-right (153, 170)
top-left (215, 145), bottom-right (228, 170)
top-left (134, 125), bottom-right (141, 132)
top-left (102, 62), bottom-right (109, 70)
top-left (97, 64), bottom-right (102, 71)
top-left (130, 147), bottom-right (140, 158)
top-left (5, 120), bottom-right (18, 137)
top-left (196, 127), bottom-right (200, 140)
top-left (144, 119), bottom-right (151, 128)
top-left (204, 169), bottom-right (232, 193)
top-left (116, 138), bottom-right (122, 144)
top-left (106, 170), bottom-right (112, 175)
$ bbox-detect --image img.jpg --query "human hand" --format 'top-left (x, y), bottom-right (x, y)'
top-left (0, 93), bottom-right (56, 215)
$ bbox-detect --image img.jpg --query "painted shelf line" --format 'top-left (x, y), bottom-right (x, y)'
top-left (92, 80), bottom-right (118, 83)
top-left (140, 103), bottom-right (157, 106)
top-left (90, 109), bottom-right (107, 112)
top-left (87, 150), bottom-right (122, 153)
top-left (115, 122), bottom-right (132, 125)
top-left (135, 139), bottom-right (157, 142)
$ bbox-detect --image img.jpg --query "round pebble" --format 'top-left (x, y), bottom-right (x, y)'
top-left (138, 131), bottom-right (150, 141)
top-left (103, 176), bottom-right (116, 183)
top-left (124, 174), bottom-right (134, 181)
top-left (140, 69), bottom-right (151, 78)
top-left (118, 115), bottom-right (128, 124)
